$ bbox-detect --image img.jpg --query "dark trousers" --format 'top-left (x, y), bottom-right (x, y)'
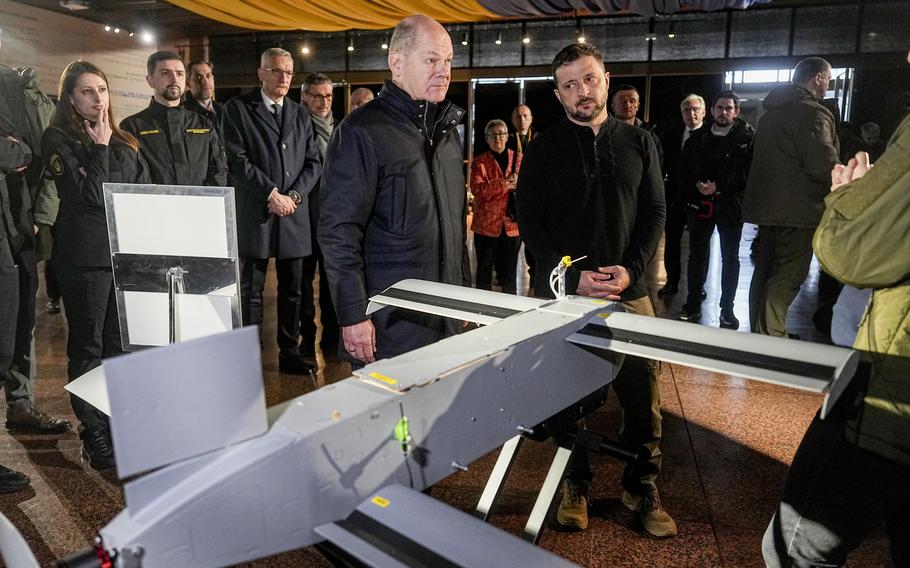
top-left (663, 205), bottom-right (687, 288)
top-left (685, 212), bottom-right (743, 310)
top-left (0, 238), bottom-right (31, 404)
top-left (55, 266), bottom-right (123, 432)
top-left (749, 226), bottom-right (815, 336)
top-left (240, 256), bottom-right (304, 357)
top-left (300, 247), bottom-right (339, 356)
top-left (474, 229), bottom-right (520, 294)
top-left (45, 261), bottom-right (60, 302)
top-left (9, 246), bottom-right (37, 403)
top-left (565, 295), bottom-right (663, 495)
top-left (763, 411), bottom-right (910, 567)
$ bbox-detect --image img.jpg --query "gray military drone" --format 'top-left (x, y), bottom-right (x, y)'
top-left (48, 278), bottom-right (856, 568)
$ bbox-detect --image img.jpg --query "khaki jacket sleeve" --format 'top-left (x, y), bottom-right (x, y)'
top-left (813, 115), bottom-right (910, 289)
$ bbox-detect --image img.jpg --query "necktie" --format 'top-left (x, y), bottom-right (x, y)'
top-left (271, 103), bottom-right (281, 126)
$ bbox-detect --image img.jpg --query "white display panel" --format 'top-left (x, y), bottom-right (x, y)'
top-left (104, 183), bottom-right (241, 350)
top-left (123, 292), bottom-right (234, 346)
top-left (112, 193), bottom-right (229, 258)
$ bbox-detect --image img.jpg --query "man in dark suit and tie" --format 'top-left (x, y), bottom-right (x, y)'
top-left (185, 60), bottom-right (223, 129)
top-left (222, 47), bottom-right (322, 374)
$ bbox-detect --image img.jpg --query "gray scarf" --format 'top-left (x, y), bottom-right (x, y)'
top-left (310, 112), bottom-right (334, 160)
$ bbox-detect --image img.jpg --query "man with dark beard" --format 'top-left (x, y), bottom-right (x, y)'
top-left (122, 51), bottom-right (226, 186)
top-left (517, 42), bottom-right (672, 537)
top-left (676, 90), bottom-right (754, 328)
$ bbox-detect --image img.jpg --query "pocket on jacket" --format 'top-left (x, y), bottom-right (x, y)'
top-left (378, 174), bottom-right (408, 235)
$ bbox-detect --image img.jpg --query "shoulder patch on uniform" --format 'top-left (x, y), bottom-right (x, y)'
top-left (139, 129), bottom-right (161, 136)
top-left (50, 153), bottom-right (64, 176)
top-left (185, 128), bottom-right (210, 134)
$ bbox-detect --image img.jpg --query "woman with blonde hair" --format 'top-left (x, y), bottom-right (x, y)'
top-left (41, 60), bottom-right (148, 471)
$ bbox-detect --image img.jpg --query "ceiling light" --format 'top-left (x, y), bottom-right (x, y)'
top-left (522, 35), bottom-right (530, 44)
top-left (104, 25), bottom-right (111, 32)
top-left (140, 30), bottom-right (155, 44)
top-left (495, 32), bottom-right (502, 46)
top-left (128, 31), bottom-right (135, 37)
top-left (60, 0), bottom-right (90, 10)
top-left (577, 31), bottom-right (586, 43)
top-left (668, 23), bottom-right (676, 38)
top-left (301, 45), bottom-right (310, 55)
top-left (381, 39), bottom-right (389, 50)
top-left (347, 39), bottom-right (354, 52)
top-left (461, 33), bottom-right (469, 46)
top-left (113, 27), bottom-right (120, 34)
top-left (645, 32), bottom-right (658, 41)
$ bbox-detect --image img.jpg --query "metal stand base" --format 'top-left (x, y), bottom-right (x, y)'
top-left (475, 429), bottom-right (642, 545)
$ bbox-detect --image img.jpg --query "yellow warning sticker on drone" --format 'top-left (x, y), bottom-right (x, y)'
top-left (369, 372), bottom-right (398, 385)
top-left (371, 496), bottom-right (390, 508)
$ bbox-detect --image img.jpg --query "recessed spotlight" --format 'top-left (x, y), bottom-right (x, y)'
top-left (495, 32), bottom-right (502, 46)
top-left (113, 27), bottom-right (120, 34)
top-left (128, 31), bottom-right (135, 37)
top-left (461, 33), bottom-right (469, 46)
top-left (140, 30), bottom-right (155, 44)
top-left (104, 25), bottom-right (111, 32)
top-left (301, 45), bottom-right (310, 55)
top-left (523, 36), bottom-right (530, 44)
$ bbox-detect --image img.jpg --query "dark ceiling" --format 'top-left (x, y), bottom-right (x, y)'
top-left (13, 0), bottom-right (246, 38)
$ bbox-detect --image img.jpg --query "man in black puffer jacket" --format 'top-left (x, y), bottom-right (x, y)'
top-left (319, 15), bottom-right (468, 367)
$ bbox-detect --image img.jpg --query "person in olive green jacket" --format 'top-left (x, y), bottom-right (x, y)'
top-left (762, 69), bottom-right (910, 566)
top-left (743, 57), bottom-right (839, 337)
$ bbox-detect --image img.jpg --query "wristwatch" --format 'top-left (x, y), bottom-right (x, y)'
top-left (288, 190), bottom-right (302, 204)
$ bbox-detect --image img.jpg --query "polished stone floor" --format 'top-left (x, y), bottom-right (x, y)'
top-left (0, 224), bottom-right (893, 567)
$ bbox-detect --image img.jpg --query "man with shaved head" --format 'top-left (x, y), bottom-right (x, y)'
top-left (349, 87), bottom-right (374, 111)
top-left (320, 15), bottom-right (468, 367)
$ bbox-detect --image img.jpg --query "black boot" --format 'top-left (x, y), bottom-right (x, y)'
top-left (0, 464), bottom-right (30, 493)
top-left (81, 427), bottom-right (115, 471)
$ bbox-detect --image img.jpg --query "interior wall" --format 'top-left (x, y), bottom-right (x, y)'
top-left (0, 0), bottom-right (153, 120)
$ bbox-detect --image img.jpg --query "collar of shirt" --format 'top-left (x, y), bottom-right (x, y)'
top-left (261, 90), bottom-right (283, 109)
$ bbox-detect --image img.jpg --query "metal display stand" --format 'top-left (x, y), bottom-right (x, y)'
top-left (103, 183), bottom-right (241, 349)
top-left (474, 387), bottom-right (645, 544)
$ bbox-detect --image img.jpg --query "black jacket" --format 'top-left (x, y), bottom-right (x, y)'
top-left (222, 89), bottom-right (322, 259)
top-left (517, 117), bottom-right (665, 301)
top-left (184, 96), bottom-right (224, 130)
top-left (41, 127), bottom-right (149, 267)
top-left (0, 110), bottom-right (32, 245)
top-left (319, 81), bottom-right (467, 359)
top-left (661, 124), bottom-right (692, 208)
top-left (742, 84), bottom-right (839, 228)
top-left (676, 117), bottom-right (754, 225)
top-left (121, 98), bottom-right (226, 187)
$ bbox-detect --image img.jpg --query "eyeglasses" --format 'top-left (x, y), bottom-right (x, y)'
top-left (306, 93), bottom-right (333, 102)
top-left (263, 67), bottom-right (293, 79)
top-left (487, 132), bottom-right (509, 138)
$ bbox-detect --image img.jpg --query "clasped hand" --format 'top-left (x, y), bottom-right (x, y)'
top-left (576, 265), bottom-right (630, 301)
top-left (267, 192), bottom-right (296, 216)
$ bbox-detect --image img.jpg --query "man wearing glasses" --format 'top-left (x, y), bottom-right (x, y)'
top-left (222, 48), bottom-right (322, 375)
top-left (298, 73), bottom-right (339, 363)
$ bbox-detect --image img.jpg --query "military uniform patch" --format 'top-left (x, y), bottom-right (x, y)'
top-left (50, 153), bottom-right (64, 176)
